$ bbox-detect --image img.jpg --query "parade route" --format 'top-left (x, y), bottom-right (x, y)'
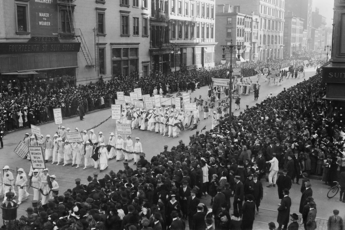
top-left (1, 68), bottom-right (343, 228)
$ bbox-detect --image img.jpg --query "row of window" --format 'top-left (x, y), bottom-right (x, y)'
top-left (261, 34), bottom-right (283, 45)
top-left (119, 14), bottom-right (149, 37)
top-left (260, 4), bottom-right (284, 19)
top-left (262, 0), bottom-right (284, 8)
top-left (120, 0), bottom-right (148, 8)
top-left (261, 18), bottom-right (283, 32)
top-left (171, 0), bottom-right (214, 19)
top-left (170, 22), bottom-right (214, 40)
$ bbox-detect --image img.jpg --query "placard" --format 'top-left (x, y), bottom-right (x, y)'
top-left (175, 97), bottom-right (181, 109)
top-left (182, 93), bottom-right (190, 105)
top-left (117, 123), bottom-right (132, 135)
top-left (154, 95), bottom-right (161, 107)
top-left (124, 96), bottom-right (131, 104)
top-left (115, 100), bottom-right (126, 105)
top-left (130, 92), bottom-right (138, 103)
top-left (112, 104), bottom-right (122, 120)
top-left (53, 108), bottom-right (62, 125)
top-left (134, 100), bottom-right (144, 109)
top-left (161, 98), bottom-right (172, 106)
top-left (14, 141), bottom-right (29, 159)
top-left (185, 103), bottom-right (197, 111)
top-left (134, 88), bottom-right (142, 99)
top-left (66, 132), bottom-right (83, 143)
top-left (233, 68), bottom-right (242, 75)
top-left (29, 146), bottom-right (46, 169)
top-left (117, 92), bottom-right (125, 101)
top-left (142, 94), bottom-right (150, 100)
top-left (145, 100), bottom-right (154, 109)
top-left (31, 125), bottom-right (41, 136)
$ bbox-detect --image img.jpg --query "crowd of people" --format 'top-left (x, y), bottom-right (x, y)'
top-left (2, 60), bottom-right (345, 230)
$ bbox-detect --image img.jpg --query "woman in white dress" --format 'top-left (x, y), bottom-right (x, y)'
top-left (155, 114), bottom-right (161, 133)
top-left (98, 132), bottom-right (105, 145)
top-left (116, 135), bottom-right (124, 161)
top-left (63, 141), bottom-right (72, 166)
top-left (71, 142), bottom-right (78, 166)
top-left (107, 132), bottom-right (116, 159)
top-left (45, 135), bottom-right (53, 162)
top-left (173, 117), bottom-right (181, 138)
top-left (140, 112), bottom-right (147, 130)
top-left (147, 113), bottom-right (155, 131)
top-left (125, 135), bottom-right (134, 162)
top-left (30, 169), bottom-right (41, 202)
top-left (84, 141), bottom-right (93, 169)
top-left (133, 137), bottom-right (143, 165)
top-left (18, 110), bottom-right (23, 127)
top-left (76, 142), bottom-right (84, 168)
top-left (15, 168), bottom-right (29, 204)
top-left (98, 143), bottom-right (108, 171)
top-left (56, 138), bottom-right (64, 165)
top-left (40, 168), bottom-right (50, 205)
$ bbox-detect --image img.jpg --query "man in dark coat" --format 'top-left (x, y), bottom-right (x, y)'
top-left (287, 213), bottom-right (299, 230)
top-left (293, 152), bottom-right (302, 184)
top-left (256, 151), bottom-right (266, 180)
top-left (300, 172), bottom-right (310, 194)
top-left (188, 189), bottom-right (200, 230)
top-left (299, 181), bottom-right (313, 214)
top-left (179, 180), bottom-right (191, 219)
top-left (252, 173), bottom-right (263, 212)
top-left (277, 189), bottom-right (292, 230)
top-left (286, 155), bottom-right (295, 180)
top-left (233, 175), bottom-right (244, 218)
top-left (241, 194), bottom-right (256, 230)
top-left (212, 186), bottom-right (226, 216)
top-left (193, 204), bottom-right (206, 230)
top-left (170, 210), bottom-right (185, 230)
top-left (276, 170), bottom-right (292, 199)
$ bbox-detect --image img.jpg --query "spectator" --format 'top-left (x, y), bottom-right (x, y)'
top-left (327, 209), bottom-right (344, 230)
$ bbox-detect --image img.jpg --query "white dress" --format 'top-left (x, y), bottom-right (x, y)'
top-left (63, 144), bottom-right (72, 165)
top-left (133, 141), bottom-right (143, 163)
top-left (15, 173), bottom-right (29, 204)
top-left (116, 138), bottom-right (124, 161)
top-left (107, 137), bottom-right (116, 159)
top-left (125, 139), bottom-right (134, 161)
top-left (99, 147), bottom-right (108, 171)
top-left (18, 111), bottom-right (23, 127)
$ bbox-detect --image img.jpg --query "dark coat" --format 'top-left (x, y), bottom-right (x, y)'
top-left (252, 180), bottom-right (263, 201)
top-left (306, 208), bottom-right (317, 230)
top-left (153, 221), bottom-right (163, 230)
top-left (193, 212), bottom-right (206, 230)
top-left (327, 215), bottom-right (344, 230)
top-left (287, 222), bottom-right (299, 230)
top-left (299, 188), bottom-right (313, 214)
top-left (286, 160), bottom-right (295, 178)
top-left (234, 181), bottom-right (244, 201)
top-left (242, 200), bottom-right (256, 221)
top-left (212, 192), bottom-right (226, 215)
top-left (276, 175), bottom-right (292, 199)
top-left (277, 196), bottom-right (291, 225)
top-left (188, 196), bottom-right (200, 216)
top-left (170, 217), bottom-right (185, 230)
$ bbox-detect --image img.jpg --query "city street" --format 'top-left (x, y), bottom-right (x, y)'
top-left (1, 68), bottom-right (343, 228)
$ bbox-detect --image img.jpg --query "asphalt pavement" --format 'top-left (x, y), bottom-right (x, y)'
top-left (1, 68), bottom-right (343, 229)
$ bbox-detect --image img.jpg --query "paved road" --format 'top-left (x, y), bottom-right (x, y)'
top-left (2, 68), bottom-right (342, 228)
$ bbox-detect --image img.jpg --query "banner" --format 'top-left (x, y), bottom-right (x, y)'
top-left (154, 95), bottom-right (161, 107)
top-left (161, 97), bottom-right (172, 106)
top-left (117, 92), bottom-right (124, 101)
top-left (117, 123), bottom-right (132, 135)
top-left (182, 93), bottom-right (190, 105)
top-left (31, 125), bottom-right (41, 136)
top-left (185, 103), bottom-right (197, 111)
top-left (66, 132), bottom-right (83, 143)
top-left (115, 100), bottom-right (126, 105)
top-left (134, 88), bottom-right (142, 99)
top-left (145, 100), bottom-right (154, 109)
top-left (142, 94), bottom-right (150, 100)
top-left (130, 92), bottom-right (138, 103)
top-left (134, 100), bottom-right (144, 109)
top-left (53, 108), bottom-right (62, 125)
top-left (175, 97), bottom-right (181, 109)
top-left (124, 96), bottom-right (131, 104)
top-left (29, 146), bottom-right (46, 169)
top-left (111, 104), bottom-right (122, 120)
top-left (14, 141), bottom-right (29, 159)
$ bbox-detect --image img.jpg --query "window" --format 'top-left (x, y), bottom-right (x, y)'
top-left (142, 17), bottom-right (148, 36)
top-left (97, 12), bottom-right (105, 35)
top-left (196, 25), bottom-right (200, 38)
top-left (211, 27), bottom-right (213, 39)
top-left (133, 17), bottom-right (139, 35)
top-left (201, 25), bottom-right (204, 39)
top-left (112, 47), bottom-right (139, 76)
top-left (98, 48), bottom-right (106, 75)
top-left (191, 25), bottom-right (194, 38)
top-left (121, 0), bottom-right (129, 6)
top-left (159, 0), bottom-right (164, 12)
top-left (206, 5), bottom-right (209, 18)
top-left (178, 24), bottom-right (182, 39)
top-left (121, 15), bottom-right (129, 36)
top-left (185, 24), bottom-right (189, 39)
top-left (185, 2), bottom-right (188, 16)
top-left (16, 4), bottom-right (29, 33)
top-left (142, 64), bottom-right (149, 77)
top-left (171, 0), bottom-right (175, 13)
top-left (133, 0), bottom-right (139, 7)
top-left (202, 4), bottom-right (205, 17)
top-left (171, 24), bottom-right (176, 39)
top-left (142, 0), bottom-right (147, 8)
top-left (227, 28), bottom-right (231, 38)
top-left (59, 7), bottom-right (74, 33)
top-left (206, 26), bottom-right (209, 38)
top-left (211, 6), bottom-right (214, 19)
top-left (227, 18), bottom-right (232, 24)
top-left (178, 1), bottom-right (182, 14)
top-left (191, 3), bottom-right (194, 16)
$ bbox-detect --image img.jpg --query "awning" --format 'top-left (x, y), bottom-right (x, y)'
top-left (1, 71), bottom-right (38, 75)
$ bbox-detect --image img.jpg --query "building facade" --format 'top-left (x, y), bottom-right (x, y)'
top-left (283, 14), bottom-right (304, 58)
top-left (215, 5), bottom-right (260, 65)
top-left (0, 0), bottom-right (81, 89)
top-left (216, 0), bottom-right (285, 61)
top-left (150, 0), bottom-right (216, 74)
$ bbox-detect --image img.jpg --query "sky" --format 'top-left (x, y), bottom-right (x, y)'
top-left (313, 0), bottom-right (334, 27)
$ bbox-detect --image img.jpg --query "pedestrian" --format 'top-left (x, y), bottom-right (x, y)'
top-left (188, 189), bottom-right (200, 230)
top-left (267, 153), bottom-right (279, 187)
top-left (233, 175), bottom-right (244, 219)
top-left (327, 209), bottom-right (344, 230)
top-left (0, 129), bottom-right (3, 149)
top-left (306, 202), bottom-right (317, 230)
top-left (212, 186), bottom-right (225, 217)
top-left (276, 170), bottom-right (292, 199)
top-left (252, 173), bottom-right (263, 213)
top-left (299, 181), bottom-right (313, 214)
top-left (287, 213), bottom-right (299, 230)
top-left (235, 96), bottom-right (241, 110)
top-left (217, 204), bottom-right (231, 230)
top-left (300, 172), bottom-right (310, 194)
top-left (269, 222), bottom-right (277, 230)
top-left (241, 194), bottom-right (256, 230)
top-left (277, 189), bottom-right (291, 230)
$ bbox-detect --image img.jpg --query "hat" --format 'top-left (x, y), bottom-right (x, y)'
top-left (90, 129), bottom-right (94, 133)
top-left (110, 132), bottom-right (114, 136)
top-left (290, 213), bottom-right (298, 220)
top-left (26, 207), bottom-right (34, 213)
top-left (235, 175), bottom-right (241, 179)
top-left (17, 168), bottom-right (24, 172)
top-left (75, 128), bottom-right (79, 131)
top-left (99, 131), bottom-right (103, 134)
top-left (268, 222), bottom-right (276, 228)
top-left (75, 178), bottom-right (81, 182)
top-left (83, 130), bottom-right (87, 133)
top-left (62, 126), bottom-right (65, 129)
top-left (30, 135), bottom-right (35, 139)
top-left (50, 175), bottom-right (56, 179)
top-left (100, 143), bottom-right (105, 146)
top-left (66, 128), bottom-right (70, 131)
top-left (93, 172), bottom-right (98, 177)
top-left (43, 168), bottom-right (49, 171)
top-left (135, 137), bottom-right (140, 140)
top-left (25, 133), bottom-right (29, 135)
top-left (3, 165), bottom-right (9, 170)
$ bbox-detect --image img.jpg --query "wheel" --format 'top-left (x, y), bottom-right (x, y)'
top-left (327, 186), bottom-right (339, 199)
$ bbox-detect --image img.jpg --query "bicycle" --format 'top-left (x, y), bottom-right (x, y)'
top-left (327, 181), bottom-right (340, 199)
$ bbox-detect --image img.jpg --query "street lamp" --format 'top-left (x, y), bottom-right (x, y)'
top-left (221, 40), bottom-right (242, 124)
top-left (324, 45), bottom-right (331, 62)
top-left (168, 42), bottom-right (181, 75)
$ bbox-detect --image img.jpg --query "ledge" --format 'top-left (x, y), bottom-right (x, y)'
top-left (120, 34), bottom-right (130, 37)
top-left (16, 31), bottom-right (30, 35)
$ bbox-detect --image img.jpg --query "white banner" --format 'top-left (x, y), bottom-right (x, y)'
top-left (175, 97), bottom-right (181, 109)
top-left (112, 104), bottom-right (122, 120)
top-left (115, 100), bottom-right (126, 105)
top-left (154, 95), bottom-right (161, 107)
top-left (182, 93), bottom-right (190, 105)
top-left (134, 88), bottom-right (142, 99)
top-left (117, 92), bottom-right (125, 101)
top-left (124, 96), bottom-right (131, 104)
top-left (29, 146), bottom-right (46, 169)
top-left (66, 132), bottom-right (83, 143)
top-left (185, 103), bottom-right (197, 111)
top-left (117, 123), bottom-right (132, 135)
top-left (161, 97), bottom-right (172, 106)
top-left (134, 100), bottom-right (144, 109)
top-left (130, 92), bottom-right (138, 103)
top-left (145, 100), bottom-right (154, 109)
top-left (14, 141), bottom-right (29, 159)
top-left (142, 94), bottom-right (150, 100)
top-left (31, 125), bottom-right (41, 137)
top-left (53, 108), bottom-right (62, 125)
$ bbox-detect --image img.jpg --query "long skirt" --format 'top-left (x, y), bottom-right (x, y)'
top-left (17, 186), bottom-right (29, 204)
top-left (45, 148), bottom-right (53, 161)
top-left (64, 150), bottom-right (72, 165)
top-left (155, 123), bottom-right (160, 133)
top-left (99, 152), bottom-right (108, 171)
top-left (116, 149), bottom-right (124, 161)
top-left (108, 147), bottom-right (116, 159)
top-left (134, 152), bottom-right (140, 163)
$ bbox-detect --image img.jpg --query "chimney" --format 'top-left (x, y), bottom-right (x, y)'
top-left (217, 4), bottom-right (225, 13)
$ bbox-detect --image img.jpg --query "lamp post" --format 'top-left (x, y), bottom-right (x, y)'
top-left (324, 45), bottom-right (330, 62)
top-left (168, 42), bottom-right (180, 76)
top-left (221, 41), bottom-right (242, 124)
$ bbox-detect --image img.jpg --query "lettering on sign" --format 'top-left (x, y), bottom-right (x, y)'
top-left (35, 0), bottom-right (53, 3)
top-left (328, 72), bottom-right (345, 78)
top-left (0, 43), bottom-right (81, 54)
top-left (29, 146), bottom-right (46, 169)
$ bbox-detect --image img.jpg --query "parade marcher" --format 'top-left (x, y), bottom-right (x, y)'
top-left (98, 143), bottom-right (108, 171)
top-left (56, 138), bottom-right (64, 165)
top-left (116, 135), bottom-right (125, 161)
top-left (71, 141), bottom-right (79, 167)
top-left (49, 175), bottom-right (59, 199)
top-left (89, 129), bottom-right (97, 146)
top-left (133, 137), bottom-right (143, 165)
top-left (63, 140), bottom-right (72, 166)
top-left (83, 141), bottom-right (93, 169)
top-left (52, 134), bottom-right (59, 164)
top-left (30, 169), bottom-right (41, 202)
top-left (40, 168), bottom-right (50, 205)
top-left (15, 168), bottom-right (29, 205)
top-left (125, 135), bottom-right (134, 162)
top-left (107, 132), bottom-right (116, 159)
top-left (75, 142), bottom-right (84, 168)
top-left (252, 173), bottom-right (263, 213)
top-left (2, 165), bottom-right (15, 201)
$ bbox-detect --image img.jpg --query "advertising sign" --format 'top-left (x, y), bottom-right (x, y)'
top-left (31, 125), bottom-right (41, 136)
top-left (134, 88), bottom-right (142, 99)
top-left (117, 92), bottom-right (125, 101)
top-left (53, 108), bottom-right (62, 125)
top-left (66, 132), bottom-right (83, 143)
top-left (111, 104), bottom-right (122, 120)
top-left (30, 0), bottom-right (59, 36)
top-left (117, 123), bottom-right (132, 135)
top-left (29, 146), bottom-right (46, 169)
top-left (14, 141), bottom-right (29, 159)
